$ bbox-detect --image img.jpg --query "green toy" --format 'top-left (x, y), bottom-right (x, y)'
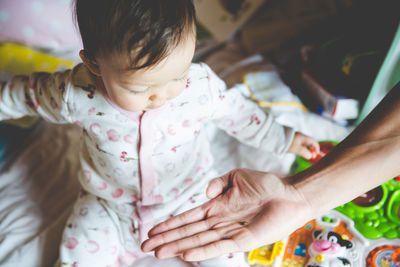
top-left (292, 141), bottom-right (400, 240)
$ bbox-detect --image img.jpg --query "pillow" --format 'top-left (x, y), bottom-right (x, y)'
top-left (0, 0), bottom-right (82, 52)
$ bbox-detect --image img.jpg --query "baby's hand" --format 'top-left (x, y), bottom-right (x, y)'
top-left (287, 132), bottom-right (320, 160)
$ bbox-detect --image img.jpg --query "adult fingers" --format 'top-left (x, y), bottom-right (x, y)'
top-left (142, 216), bottom-right (221, 252)
top-left (181, 239), bottom-right (242, 261)
top-left (154, 223), bottom-right (243, 259)
top-left (147, 205), bottom-right (208, 237)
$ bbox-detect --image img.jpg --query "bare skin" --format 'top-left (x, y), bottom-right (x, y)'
top-left (288, 132), bottom-right (319, 159)
top-left (141, 82), bottom-right (400, 261)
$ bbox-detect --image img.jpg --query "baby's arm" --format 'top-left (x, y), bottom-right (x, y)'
top-left (203, 63), bottom-right (317, 156)
top-left (0, 70), bottom-right (72, 123)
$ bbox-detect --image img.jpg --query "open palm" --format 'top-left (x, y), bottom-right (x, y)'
top-left (141, 168), bottom-right (312, 261)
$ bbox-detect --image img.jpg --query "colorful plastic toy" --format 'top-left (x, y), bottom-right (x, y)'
top-left (248, 141), bottom-right (400, 267)
top-left (248, 242), bottom-right (284, 266)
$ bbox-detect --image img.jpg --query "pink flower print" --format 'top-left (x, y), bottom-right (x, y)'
top-left (194, 130), bottom-right (199, 136)
top-left (167, 124), bottom-right (176, 135)
top-left (183, 178), bottom-right (193, 186)
top-left (83, 170), bottom-right (92, 184)
top-left (171, 145), bottom-right (181, 153)
top-left (250, 114), bottom-right (261, 125)
top-left (124, 134), bottom-right (134, 144)
top-left (88, 107), bottom-right (96, 115)
top-left (86, 240), bottom-right (100, 254)
top-left (112, 188), bottom-right (124, 198)
top-left (64, 237), bottom-right (79, 249)
top-left (171, 188), bottom-right (179, 198)
top-left (227, 253), bottom-right (233, 259)
top-left (155, 194), bottom-right (164, 203)
top-left (103, 227), bottom-right (110, 235)
top-left (195, 166), bottom-right (203, 173)
top-left (189, 197), bottom-right (196, 203)
top-left (72, 262), bottom-right (78, 267)
top-left (224, 119), bottom-right (234, 127)
top-left (73, 120), bottom-right (83, 127)
top-left (107, 129), bottom-right (120, 142)
top-left (182, 120), bottom-right (190, 128)
top-left (89, 123), bottom-right (101, 136)
top-left (97, 182), bottom-right (108, 191)
top-left (219, 94), bottom-right (225, 100)
top-left (239, 104), bottom-right (245, 111)
top-left (120, 151), bottom-right (128, 162)
top-left (186, 78), bottom-right (191, 88)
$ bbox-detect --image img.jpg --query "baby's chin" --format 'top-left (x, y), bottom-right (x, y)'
top-left (144, 100), bottom-right (172, 111)
top-left (144, 104), bottom-right (164, 111)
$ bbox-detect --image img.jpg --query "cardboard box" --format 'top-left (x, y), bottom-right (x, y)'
top-left (194, 0), bottom-right (266, 57)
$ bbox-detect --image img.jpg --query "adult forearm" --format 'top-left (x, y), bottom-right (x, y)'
top-left (291, 83), bottom-right (400, 216)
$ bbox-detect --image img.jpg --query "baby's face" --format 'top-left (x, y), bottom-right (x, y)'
top-left (96, 34), bottom-right (196, 112)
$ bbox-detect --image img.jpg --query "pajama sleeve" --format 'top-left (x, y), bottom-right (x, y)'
top-left (203, 63), bottom-right (295, 155)
top-left (0, 70), bottom-right (72, 123)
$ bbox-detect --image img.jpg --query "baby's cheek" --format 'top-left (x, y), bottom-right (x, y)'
top-left (117, 94), bottom-right (148, 112)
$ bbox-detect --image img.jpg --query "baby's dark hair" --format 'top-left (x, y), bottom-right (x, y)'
top-left (74, 0), bottom-right (195, 70)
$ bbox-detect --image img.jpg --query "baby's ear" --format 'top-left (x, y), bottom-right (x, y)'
top-left (79, 50), bottom-right (101, 76)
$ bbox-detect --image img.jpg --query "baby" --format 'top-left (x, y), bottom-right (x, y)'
top-left (0, 0), bottom-right (319, 266)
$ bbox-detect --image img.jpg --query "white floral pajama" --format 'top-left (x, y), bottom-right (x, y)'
top-left (0, 63), bottom-right (294, 267)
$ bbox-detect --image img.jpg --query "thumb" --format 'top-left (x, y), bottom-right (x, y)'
top-left (206, 174), bottom-right (229, 199)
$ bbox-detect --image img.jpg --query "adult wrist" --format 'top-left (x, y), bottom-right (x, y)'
top-left (287, 166), bottom-right (334, 220)
top-left (284, 174), bottom-right (317, 221)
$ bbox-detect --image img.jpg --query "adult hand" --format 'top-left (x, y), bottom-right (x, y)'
top-left (141, 168), bottom-right (313, 261)
top-left (142, 83), bottom-right (400, 261)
